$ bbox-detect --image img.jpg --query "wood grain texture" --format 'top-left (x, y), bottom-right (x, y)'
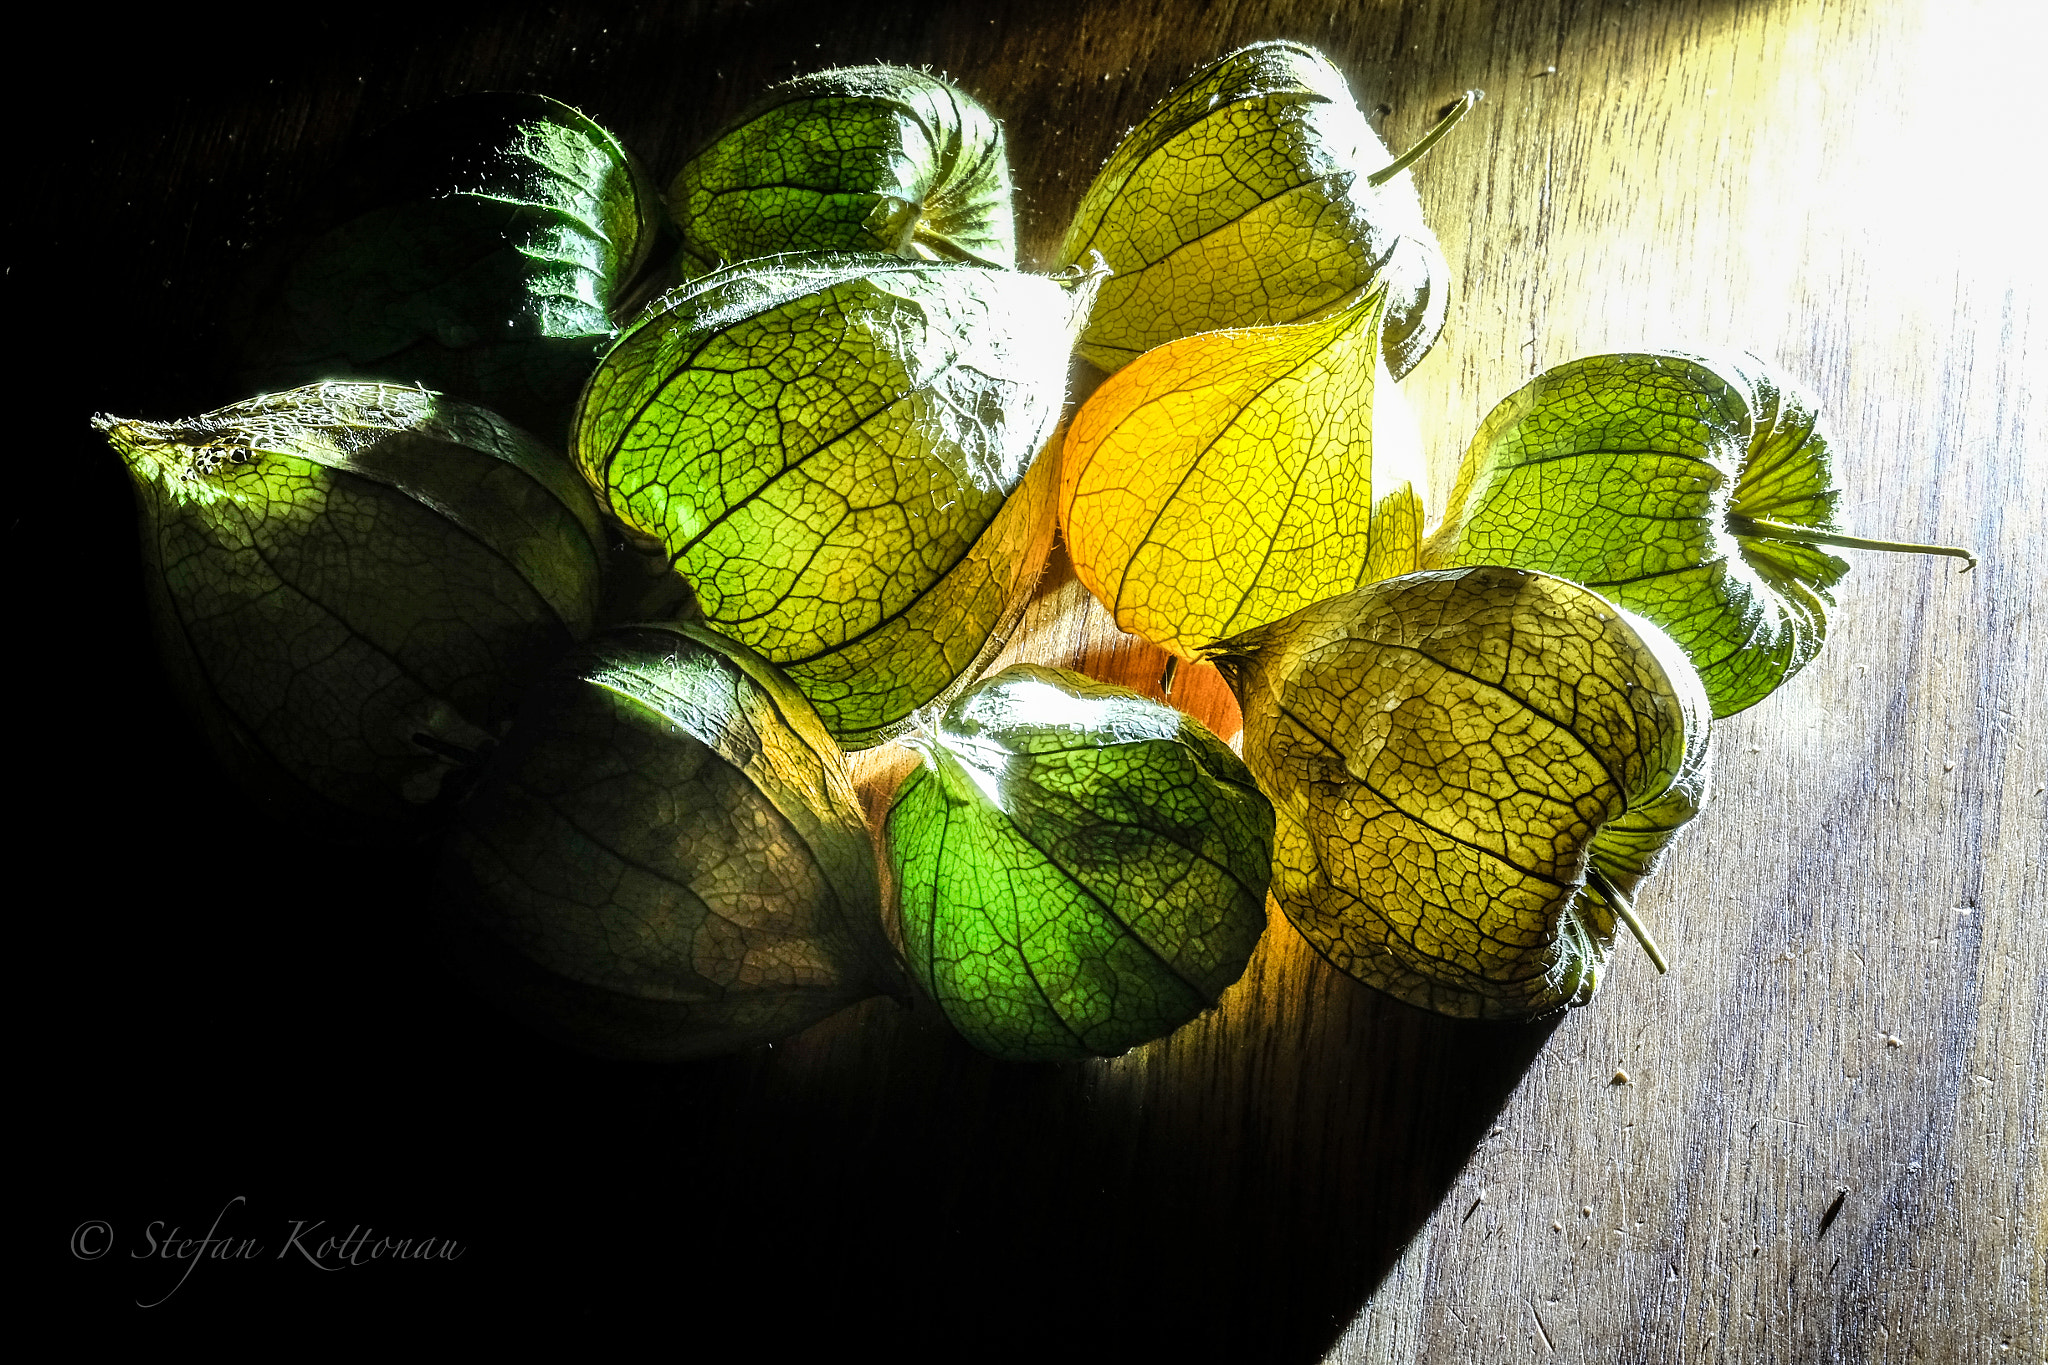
top-left (34, 0), bottom-right (2040, 1356)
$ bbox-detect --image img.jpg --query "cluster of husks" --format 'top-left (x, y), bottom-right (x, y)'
top-left (105, 46), bottom-right (1965, 1059)
top-left (1048, 54), bottom-right (1968, 1020)
top-left (102, 68), bottom-right (1281, 1061)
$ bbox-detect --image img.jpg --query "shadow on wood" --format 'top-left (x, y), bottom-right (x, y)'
top-left (416, 936), bottom-right (1560, 1360)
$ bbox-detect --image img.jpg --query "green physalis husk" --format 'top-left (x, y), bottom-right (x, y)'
top-left (98, 382), bottom-right (605, 842)
top-left (573, 252), bottom-right (1101, 748)
top-left (231, 93), bottom-right (663, 444)
top-left (670, 64), bottom-right (1015, 278)
top-left (1216, 568), bottom-right (1711, 1021)
top-left (1055, 40), bottom-right (1458, 379)
top-left (1422, 349), bottom-right (1976, 717)
top-left (886, 664), bottom-right (1274, 1062)
top-left (440, 620), bottom-right (901, 1061)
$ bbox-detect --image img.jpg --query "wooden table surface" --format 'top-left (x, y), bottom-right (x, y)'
top-left (36, 0), bottom-right (2042, 1356)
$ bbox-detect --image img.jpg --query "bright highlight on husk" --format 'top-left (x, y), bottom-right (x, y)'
top-left (1055, 40), bottom-right (1459, 378)
top-left (1061, 286), bottom-right (1428, 661)
top-left (573, 252), bottom-right (1101, 746)
top-left (887, 665), bottom-right (1273, 1061)
top-left (1424, 349), bottom-right (1976, 717)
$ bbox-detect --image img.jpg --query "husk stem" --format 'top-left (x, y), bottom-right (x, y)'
top-left (1586, 863), bottom-right (1668, 975)
top-left (1365, 89), bottom-right (1480, 187)
top-left (1727, 514), bottom-right (1977, 572)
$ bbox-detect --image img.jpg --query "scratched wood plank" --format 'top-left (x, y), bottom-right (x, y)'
top-left (41, 0), bottom-right (2040, 1355)
top-left (1308, 3), bottom-right (2046, 1360)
